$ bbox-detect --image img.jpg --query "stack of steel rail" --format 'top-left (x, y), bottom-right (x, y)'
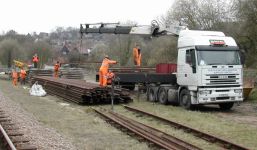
top-left (60, 68), bottom-right (84, 79)
top-left (31, 76), bottom-right (132, 104)
top-left (109, 67), bottom-right (156, 73)
top-left (0, 109), bottom-right (36, 150)
top-left (28, 69), bottom-right (53, 78)
top-left (93, 108), bottom-right (201, 150)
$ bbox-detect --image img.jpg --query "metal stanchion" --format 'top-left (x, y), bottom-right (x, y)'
top-left (137, 84), bottom-right (140, 102)
top-left (111, 80), bottom-right (114, 111)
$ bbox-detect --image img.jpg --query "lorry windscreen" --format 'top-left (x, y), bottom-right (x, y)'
top-left (197, 50), bottom-right (241, 65)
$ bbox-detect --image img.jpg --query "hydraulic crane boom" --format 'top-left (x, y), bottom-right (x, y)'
top-left (80, 20), bottom-right (188, 37)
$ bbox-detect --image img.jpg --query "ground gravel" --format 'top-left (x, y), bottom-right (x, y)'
top-left (0, 90), bottom-right (77, 150)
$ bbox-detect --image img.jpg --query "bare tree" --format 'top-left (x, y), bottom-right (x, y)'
top-left (165, 0), bottom-right (234, 30)
top-left (0, 39), bottom-right (21, 68)
top-left (233, 0), bottom-right (257, 67)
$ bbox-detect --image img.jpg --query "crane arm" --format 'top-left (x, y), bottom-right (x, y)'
top-left (80, 20), bottom-right (188, 37)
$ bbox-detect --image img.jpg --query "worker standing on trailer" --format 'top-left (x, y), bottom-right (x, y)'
top-left (133, 43), bottom-right (141, 66)
top-left (20, 68), bottom-right (26, 85)
top-left (32, 53), bottom-right (39, 68)
top-left (99, 55), bottom-right (117, 87)
top-left (54, 61), bottom-right (60, 78)
top-left (12, 69), bottom-right (18, 86)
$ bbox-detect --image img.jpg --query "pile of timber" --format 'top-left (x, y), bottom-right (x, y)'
top-left (30, 76), bottom-right (132, 104)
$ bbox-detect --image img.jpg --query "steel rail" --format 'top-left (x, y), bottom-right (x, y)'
top-left (109, 111), bottom-right (201, 150)
top-left (0, 124), bottom-right (17, 150)
top-left (123, 105), bottom-right (250, 150)
top-left (93, 108), bottom-right (202, 150)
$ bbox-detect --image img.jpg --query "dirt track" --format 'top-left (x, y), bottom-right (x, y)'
top-left (214, 102), bottom-right (257, 127)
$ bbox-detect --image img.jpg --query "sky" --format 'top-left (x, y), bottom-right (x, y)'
top-left (0, 0), bottom-right (174, 34)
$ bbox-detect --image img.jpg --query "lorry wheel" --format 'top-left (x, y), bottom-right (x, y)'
top-left (158, 87), bottom-right (168, 105)
top-left (179, 89), bottom-right (192, 110)
top-left (219, 102), bottom-right (234, 110)
top-left (147, 87), bottom-right (156, 102)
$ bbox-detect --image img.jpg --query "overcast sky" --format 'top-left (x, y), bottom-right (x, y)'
top-left (0, 0), bottom-right (174, 34)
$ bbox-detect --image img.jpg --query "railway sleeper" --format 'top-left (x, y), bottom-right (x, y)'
top-left (0, 116), bottom-right (9, 118)
top-left (11, 136), bottom-right (30, 143)
top-left (1, 122), bottom-right (15, 126)
top-left (6, 131), bottom-right (24, 136)
top-left (2, 125), bottom-right (19, 130)
top-left (0, 118), bottom-right (11, 122)
top-left (16, 143), bottom-right (37, 150)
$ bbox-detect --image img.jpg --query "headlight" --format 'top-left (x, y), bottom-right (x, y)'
top-left (234, 89), bottom-right (242, 93)
top-left (199, 90), bottom-right (212, 95)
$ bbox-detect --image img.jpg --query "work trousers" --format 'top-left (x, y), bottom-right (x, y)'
top-left (99, 69), bottom-right (108, 87)
top-left (134, 58), bottom-right (141, 66)
top-left (34, 62), bottom-right (38, 68)
top-left (12, 78), bottom-right (17, 86)
top-left (54, 71), bottom-right (59, 78)
top-left (20, 78), bottom-right (26, 85)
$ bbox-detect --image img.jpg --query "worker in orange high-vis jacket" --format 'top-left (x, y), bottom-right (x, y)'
top-left (12, 69), bottom-right (18, 86)
top-left (20, 68), bottom-right (27, 85)
top-left (32, 53), bottom-right (39, 68)
top-left (54, 61), bottom-right (60, 78)
top-left (133, 43), bottom-right (141, 66)
top-left (99, 55), bottom-right (117, 87)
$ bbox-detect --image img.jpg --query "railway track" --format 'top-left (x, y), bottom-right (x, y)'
top-left (0, 109), bottom-right (36, 150)
top-left (93, 107), bottom-right (202, 150)
top-left (123, 105), bottom-right (250, 150)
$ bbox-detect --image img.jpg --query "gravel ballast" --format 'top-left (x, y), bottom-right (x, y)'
top-left (0, 90), bottom-right (76, 150)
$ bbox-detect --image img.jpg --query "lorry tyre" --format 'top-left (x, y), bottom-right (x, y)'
top-left (219, 102), bottom-right (234, 110)
top-left (147, 87), bottom-right (157, 102)
top-left (179, 89), bottom-right (192, 110)
top-left (147, 88), bottom-right (156, 102)
top-left (158, 87), bottom-right (168, 105)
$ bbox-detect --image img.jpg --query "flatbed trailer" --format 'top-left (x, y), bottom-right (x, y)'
top-left (95, 64), bottom-right (178, 105)
top-left (96, 64), bottom-right (177, 89)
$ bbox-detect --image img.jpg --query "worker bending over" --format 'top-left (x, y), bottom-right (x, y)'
top-left (99, 55), bottom-right (117, 87)
top-left (20, 68), bottom-right (27, 85)
top-left (133, 43), bottom-right (141, 66)
top-left (54, 61), bottom-right (60, 78)
top-left (12, 69), bottom-right (18, 86)
top-left (106, 71), bottom-right (115, 85)
top-left (32, 54), bottom-right (39, 68)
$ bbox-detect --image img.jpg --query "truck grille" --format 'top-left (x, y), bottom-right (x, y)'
top-left (205, 74), bottom-right (239, 85)
top-left (216, 97), bottom-right (230, 100)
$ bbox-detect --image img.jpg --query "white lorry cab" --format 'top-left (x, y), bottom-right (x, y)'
top-left (177, 30), bottom-right (243, 110)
